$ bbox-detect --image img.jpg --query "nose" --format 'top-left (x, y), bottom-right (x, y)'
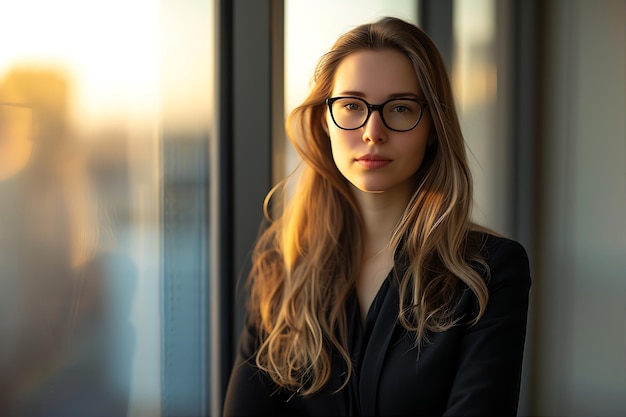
top-left (362, 109), bottom-right (387, 143)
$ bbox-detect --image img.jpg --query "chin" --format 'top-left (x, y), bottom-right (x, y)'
top-left (347, 179), bottom-right (393, 194)
top-left (351, 184), bottom-right (385, 194)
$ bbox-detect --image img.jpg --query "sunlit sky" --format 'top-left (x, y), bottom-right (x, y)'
top-left (1, 0), bottom-right (217, 132)
top-left (0, 0), bottom-right (160, 127)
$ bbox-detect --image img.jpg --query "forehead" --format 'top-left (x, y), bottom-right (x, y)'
top-left (331, 49), bottom-right (421, 98)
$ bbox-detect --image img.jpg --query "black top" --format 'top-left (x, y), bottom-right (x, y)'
top-left (223, 233), bottom-right (531, 416)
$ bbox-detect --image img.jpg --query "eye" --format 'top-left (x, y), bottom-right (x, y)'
top-left (389, 102), bottom-right (415, 113)
top-left (343, 101), bottom-right (365, 111)
top-left (391, 104), bottom-right (410, 113)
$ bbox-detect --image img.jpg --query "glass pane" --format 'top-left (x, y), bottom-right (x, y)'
top-left (0, 1), bottom-right (214, 416)
top-left (452, 0), bottom-right (512, 233)
top-left (281, 0), bottom-right (419, 180)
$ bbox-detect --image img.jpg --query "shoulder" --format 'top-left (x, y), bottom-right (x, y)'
top-left (476, 232), bottom-right (529, 263)
top-left (470, 230), bottom-right (532, 292)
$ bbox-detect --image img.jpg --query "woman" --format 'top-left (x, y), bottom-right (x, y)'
top-left (223, 17), bottom-right (531, 416)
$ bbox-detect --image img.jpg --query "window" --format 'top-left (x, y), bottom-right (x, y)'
top-left (0, 1), bottom-right (215, 415)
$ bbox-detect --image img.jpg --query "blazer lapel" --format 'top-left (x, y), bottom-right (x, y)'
top-left (358, 278), bottom-right (400, 415)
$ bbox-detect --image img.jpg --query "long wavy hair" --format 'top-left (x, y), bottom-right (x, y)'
top-left (247, 17), bottom-right (490, 396)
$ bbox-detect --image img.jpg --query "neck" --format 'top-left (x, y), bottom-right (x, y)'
top-left (353, 185), bottom-right (412, 258)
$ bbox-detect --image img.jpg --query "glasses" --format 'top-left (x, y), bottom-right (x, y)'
top-left (326, 96), bottom-right (427, 132)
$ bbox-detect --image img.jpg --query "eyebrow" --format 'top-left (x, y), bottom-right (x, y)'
top-left (335, 91), bottom-right (422, 99)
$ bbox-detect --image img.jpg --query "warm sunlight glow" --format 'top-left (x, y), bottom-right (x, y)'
top-left (452, 0), bottom-right (497, 110)
top-left (0, 0), bottom-right (160, 128)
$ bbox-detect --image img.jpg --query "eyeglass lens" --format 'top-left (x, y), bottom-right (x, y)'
top-left (329, 97), bottom-right (422, 131)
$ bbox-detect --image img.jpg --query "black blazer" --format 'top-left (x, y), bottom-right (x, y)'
top-left (223, 233), bottom-right (531, 416)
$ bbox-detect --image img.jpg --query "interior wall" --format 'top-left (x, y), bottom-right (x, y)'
top-left (531, 0), bottom-right (626, 414)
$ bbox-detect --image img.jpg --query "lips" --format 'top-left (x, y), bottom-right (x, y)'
top-left (356, 154), bottom-right (391, 169)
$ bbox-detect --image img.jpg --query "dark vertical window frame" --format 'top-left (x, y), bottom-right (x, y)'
top-left (210, 0), bottom-right (235, 416)
top-left (271, 0), bottom-right (285, 188)
top-left (215, 0), bottom-right (279, 414)
top-left (419, 0), bottom-right (454, 72)
top-left (509, 0), bottom-right (541, 261)
top-left (230, 0), bottom-right (273, 348)
top-left (508, 1), bottom-right (542, 415)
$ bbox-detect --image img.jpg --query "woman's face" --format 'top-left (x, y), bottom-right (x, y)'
top-left (324, 49), bottom-right (431, 197)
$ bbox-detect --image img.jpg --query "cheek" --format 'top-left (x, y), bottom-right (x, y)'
top-left (396, 135), bottom-right (430, 175)
top-left (422, 115), bottom-right (436, 146)
top-left (328, 138), bottom-right (343, 165)
top-left (411, 140), bottom-right (429, 161)
top-left (328, 138), bottom-right (353, 177)
top-left (327, 124), bottom-right (349, 158)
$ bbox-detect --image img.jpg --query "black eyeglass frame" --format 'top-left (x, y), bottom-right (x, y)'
top-left (325, 96), bottom-right (428, 132)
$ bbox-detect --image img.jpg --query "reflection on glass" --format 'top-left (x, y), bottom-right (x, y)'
top-left (0, 103), bottom-right (33, 181)
top-left (0, 69), bottom-right (135, 416)
top-left (0, 0), bottom-right (214, 415)
top-left (452, 0), bottom-right (511, 233)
